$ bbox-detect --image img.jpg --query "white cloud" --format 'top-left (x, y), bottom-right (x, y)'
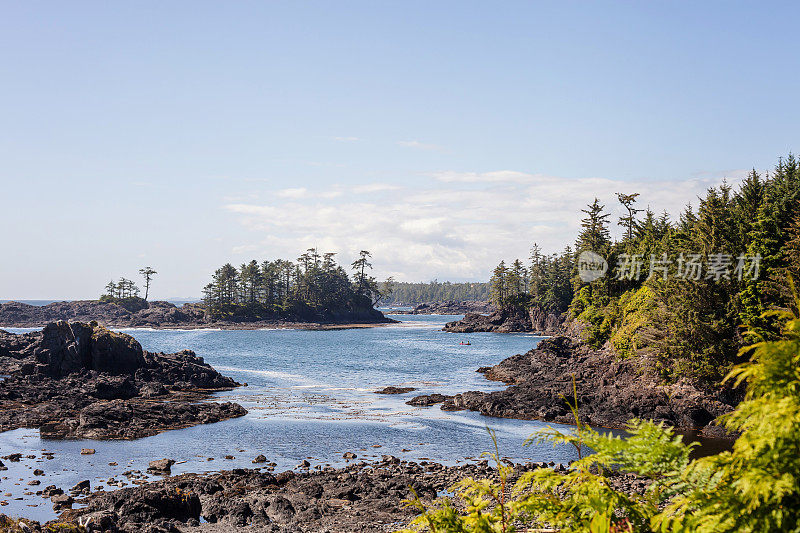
top-left (276, 187), bottom-right (308, 199)
top-left (351, 183), bottom-right (402, 194)
top-left (223, 170), bottom-right (746, 281)
top-left (431, 170), bottom-right (535, 183)
top-left (397, 140), bottom-right (445, 152)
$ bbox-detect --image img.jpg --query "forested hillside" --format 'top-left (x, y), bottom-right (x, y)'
top-left (488, 154), bottom-right (800, 381)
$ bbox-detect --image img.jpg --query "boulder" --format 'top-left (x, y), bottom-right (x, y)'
top-left (147, 459), bottom-right (175, 475)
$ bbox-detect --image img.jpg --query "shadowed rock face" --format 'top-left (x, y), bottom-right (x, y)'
top-left (32, 321), bottom-right (145, 377)
top-left (0, 321), bottom-right (246, 439)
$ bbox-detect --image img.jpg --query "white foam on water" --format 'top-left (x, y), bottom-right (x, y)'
top-left (115, 327), bottom-right (225, 333)
top-left (214, 365), bottom-right (319, 386)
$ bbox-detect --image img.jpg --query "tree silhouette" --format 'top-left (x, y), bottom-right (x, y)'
top-left (139, 267), bottom-right (157, 301)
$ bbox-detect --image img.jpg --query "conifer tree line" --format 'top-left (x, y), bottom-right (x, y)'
top-left (201, 249), bottom-right (391, 320)
top-left (102, 278), bottom-right (141, 299)
top-left (490, 246), bottom-right (576, 314)
top-left (490, 153), bottom-right (800, 380)
top-left (100, 267), bottom-right (157, 302)
top-left (380, 281), bottom-right (492, 305)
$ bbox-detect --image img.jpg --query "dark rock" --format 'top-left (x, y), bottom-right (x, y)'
top-left (443, 334), bottom-right (739, 435)
top-left (252, 454), bottom-right (267, 464)
top-left (444, 305), bottom-right (563, 334)
top-left (70, 480), bottom-right (90, 494)
top-left (42, 485), bottom-right (63, 497)
top-left (406, 393), bottom-right (453, 407)
top-left (44, 459), bottom-right (552, 532)
top-left (375, 386), bottom-right (417, 394)
top-left (93, 375), bottom-right (138, 399)
top-left (0, 322), bottom-right (246, 439)
top-left (51, 493), bottom-right (74, 510)
top-left (148, 459), bottom-right (175, 475)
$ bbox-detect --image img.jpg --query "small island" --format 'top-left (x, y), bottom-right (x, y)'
top-left (0, 249), bottom-right (396, 329)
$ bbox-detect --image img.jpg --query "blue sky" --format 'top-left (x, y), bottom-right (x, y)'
top-left (1, 1), bottom-right (798, 299)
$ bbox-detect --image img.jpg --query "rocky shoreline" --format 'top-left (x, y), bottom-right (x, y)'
top-left (0, 321), bottom-right (246, 439)
top-left (0, 455), bottom-right (649, 532)
top-left (0, 300), bottom-right (396, 330)
top-left (443, 306), bottom-right (563, 335)
top-left (408, 335), bottom-right (740, 437)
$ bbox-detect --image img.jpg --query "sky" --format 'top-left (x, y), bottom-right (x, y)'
top-left (1, 1), bottom-right (799, 300)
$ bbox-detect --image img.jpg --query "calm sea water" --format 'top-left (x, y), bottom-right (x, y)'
top-left (0, 314), bottom-right (590, 521)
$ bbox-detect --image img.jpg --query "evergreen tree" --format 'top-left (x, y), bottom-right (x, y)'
top-left (616, 192), bottom-right (642, 242)
top-left (138, 267), bottom-right (157, 301)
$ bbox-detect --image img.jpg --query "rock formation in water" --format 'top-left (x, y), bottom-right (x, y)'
top-left (408, 336), bottom-right (740, 437)
top-left (0, 321), bottom-right (246, 439)
top-left (443, 305), bottom-right (563, 334)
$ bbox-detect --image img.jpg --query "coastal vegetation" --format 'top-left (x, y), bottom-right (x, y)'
top-left (201, 249), bottom-right (391, 321)
top-left (487, 153), bottom-right (800, 381)
top-left (99, 267), bottom-right (158, 311)
top-left (99, 277), bottom-right (149, 312)
top-left (402, 296), bottom-right (800, 532)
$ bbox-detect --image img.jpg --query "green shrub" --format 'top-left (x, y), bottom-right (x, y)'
top-left (610, 286), bottom-right (656, 359)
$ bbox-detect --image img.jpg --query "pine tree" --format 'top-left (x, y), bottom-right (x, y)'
top-left (616, 192), bottom-right (642, 242)
top-left (577, 198), bottom-right (611, 255)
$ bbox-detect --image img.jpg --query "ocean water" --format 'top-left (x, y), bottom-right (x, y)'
top-left (0, 314), bottom-right (591, 521)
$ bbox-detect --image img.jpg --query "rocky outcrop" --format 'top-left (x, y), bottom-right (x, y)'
top-left (392, 300), bottom-right (496, 315)
top-left (410, 336), bottom-right (740, 437)
top-left (0, 321), bottom-right (246, 439)
top-left (444, 305), bottom-right (563, 334)
top-left (0, 300), bottom-right (393, 329)
top-left (0, 300), bottom-right (207, 328)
